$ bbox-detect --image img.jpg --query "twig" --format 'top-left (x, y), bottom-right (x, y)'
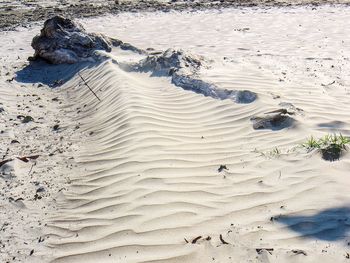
top-left (191, 236), bottom-right (202, 244)
top-left (219, 234), bottom-right (229, 244)
top-left (28, 162), bottom-right (36, 176)
top-left (321, 80), bottom-right (336, 87)
top-left (78, 72), bottom-right (101, 102)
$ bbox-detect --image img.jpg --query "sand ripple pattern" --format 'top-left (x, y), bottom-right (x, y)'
top-left (48, 57), bottom-right (350, 263)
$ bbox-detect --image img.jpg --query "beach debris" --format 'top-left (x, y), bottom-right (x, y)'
top-left (234, 27), bottom-right (250, 32)
top-left (219, 234), bottom-right (229, 244)
top-left (17, 115), bottom-right (34, 123)
top-left (321, 80), bottom-right (336, 87)
top-left (17, 155), bottom-right (39, 163)
top-left (132, 48), bottom-right (203, 75)
top-left (30, 16), bottom-right (113, 64)
top-left (251, 109), bottom-right (295, 130)
top-left (0, 222), bottom-right (9, 231)
top-left (292, 249), bottom-right (307, 256)
top-left (34, 193), bottom-right (42, 200)
top-left (78, 72), bottom-right (101, 101)
top-left (53, 79), bottom-right (64, 87)
top-left (218, 165), bottom-right (228, 172)
top-left (256, 248), bottom-right (274, 255)
top-left (251, 102), bottom-right (303, 130)
top-left (9, 197), bottom-right (26, 209)
top-left (322, 145), bottom-right (342, 161)
top-left (130, 49), bottom-right (256, 104)
top-left (264, 108), bottom-right (292, 115)
top-left (191, 236), bottom-right (202, 244)
top-left (278, 102), bottom-right (303, 113)
top-left (30, 16), bottom-right (144, 64)
top-left (36, 186), bottom-right (46, 193)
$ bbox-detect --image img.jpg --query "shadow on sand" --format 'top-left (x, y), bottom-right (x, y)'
top-left (278, 207), bottom-right (350, 241)
top-left (15, 59), bottom-right (101, 87)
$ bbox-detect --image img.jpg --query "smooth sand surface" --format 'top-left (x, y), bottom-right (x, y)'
top-left (1, 5), bottom-right (350, 263)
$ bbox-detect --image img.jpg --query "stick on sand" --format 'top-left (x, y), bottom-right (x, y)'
top-left (78, 72), bottom-right (101, 102)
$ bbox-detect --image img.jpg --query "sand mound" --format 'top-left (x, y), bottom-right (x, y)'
top-left (131, 48), bottom-right (257, 103)
top-left (45, 55), bottom-right (350, 263)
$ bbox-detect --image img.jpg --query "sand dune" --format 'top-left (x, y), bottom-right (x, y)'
top-left (1, 5), bottom-right (350, 263)
top-left (49, 48), bottom-right (350, 262)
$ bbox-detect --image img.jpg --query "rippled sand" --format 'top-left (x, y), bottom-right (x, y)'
top-left (1, 5), bottom-right (350, 263)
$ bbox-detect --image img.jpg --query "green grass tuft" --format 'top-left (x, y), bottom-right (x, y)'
top-left (302, 133), bottom-right (350, 161)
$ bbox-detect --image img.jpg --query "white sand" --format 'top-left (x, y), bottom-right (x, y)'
top-left (1, 5), bottom-right (350, 263)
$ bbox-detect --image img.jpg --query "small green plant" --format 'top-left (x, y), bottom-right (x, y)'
top-left (303, 136), bottom-right (320, 149)
top-left (254, 147), bottom-right (282, 159)
top-left (271, 147), bottom-right (280, 156)
top-left (302, 133), bottom-right (350, 161)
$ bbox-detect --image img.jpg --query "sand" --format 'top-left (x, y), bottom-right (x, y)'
top-left (1, 4), bottom-right (350, 263)
top-left (1, 0), bottom-right (350, 30)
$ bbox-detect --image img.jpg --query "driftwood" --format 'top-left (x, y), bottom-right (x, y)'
top-left (251, 111), bottom-right (294, 130)
top-left (30, 16), bottom-right (113, 64)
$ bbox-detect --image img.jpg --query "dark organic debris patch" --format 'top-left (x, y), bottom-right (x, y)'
top-left (302, 133), bottom-right (350, 161)
top-left (251, 108), bottom-right (296, 130)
